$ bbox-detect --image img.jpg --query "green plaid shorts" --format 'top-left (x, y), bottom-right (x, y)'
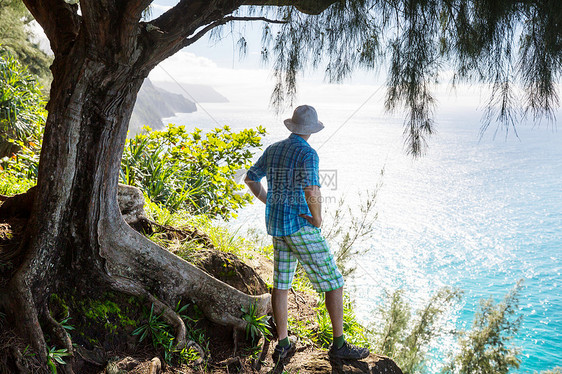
top-left (272, 226), bottom-right (344, 292)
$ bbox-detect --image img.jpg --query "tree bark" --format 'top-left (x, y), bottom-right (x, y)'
top-left (0, 1), bottom-right (271, 368)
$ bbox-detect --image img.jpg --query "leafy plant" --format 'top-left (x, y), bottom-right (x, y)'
top-left (370, 287), bottom-right (462, 373)
top-left (0, 48), bottom-right (46, 161)
top-left (242, 302), bottom-right (272, 344)
top-left (21, 345), bottom-right (35, 359)
top-left (177, 345), bottom-right (202, 365)
top-left (443, 281), bottom-right (523, 374)
top-left (121, 124), bottom-right (266, 219)
top-left (133, 302), bottom-right (208, 366)
top-left (174, 299), bottom-right (190, 321)
top-left (0, 48), bottom-right (45, 187)
top-left (132, 304), bottom-right (171, 348)
top-left (375, 289), bottom-right (410, 355)
top-left (0, 4), bottom-right (52, 82)
top-left (46, 346), bottom-right (71, 374)
top-left (59, 316), bottom-right (75, 333)
top-left (0, 169), bottom-right (36, 195)
top-left (287, 316), bottom-right (315, 345)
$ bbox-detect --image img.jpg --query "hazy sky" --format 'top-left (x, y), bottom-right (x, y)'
top-left (146, 1), bottom-right (490, 119)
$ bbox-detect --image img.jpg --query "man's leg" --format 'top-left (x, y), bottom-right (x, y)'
top-left (271, 236), bottom-right (298, 362)
top-left (283, 227), bottom-right (369, 359)
top-left (325, 286), bottom-right (344, 340)
top-left (272, 288), bottom-right (290, 341)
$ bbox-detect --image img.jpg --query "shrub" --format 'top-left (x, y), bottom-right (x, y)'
top-left (121, 124), bottom-right (266, 219)
top-left (371, 287), bottom-right (462, 374)
top-left (0, 48), bottom-right (46, 161)
top-left (442, 281), bottom-right (523, 374)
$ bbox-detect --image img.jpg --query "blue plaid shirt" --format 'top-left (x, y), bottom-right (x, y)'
top-left (246, 133), bottom-right (321, 237)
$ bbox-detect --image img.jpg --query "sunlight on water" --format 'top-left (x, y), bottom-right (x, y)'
top-left (164, 89), bottom-right (562, 373)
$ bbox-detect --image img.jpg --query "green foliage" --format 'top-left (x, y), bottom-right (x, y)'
top-left (0, 48), bottom-right (44, 189)
top-left (312, 293), bottom-right (370, 349)
top-left (0, 170), bottom-right (36, 195)
top-left (314, 296), bottom-right (334, 348)
top-left (69, 293), bottom-right (140, 349)
top-left (0, 48), bottom-right (46, 161)
top-left (443, 281), bottom-right (523, 374)
top-left (133, 302), bottom-right (208, 366)
top-left (144, 201), bottom-right (260, 262)
top-left (121, 124), bottom-right (266, 219)
top-left (58, 317), bottom-right (75, 333)
top-left (372, 287), bottom-right (462, 374)
top-left (241, 302), bottom-right (272, 344)
top-left (133, 304), bottom-right (171, 348)
top-left (0, 1), bottom-right (52, 83)
top-left (82, 298), bottom-right (136, 334)
top-left (49, 293), bottom-right (70, 320)
top-left (287, 316), bottom-right (315, 345)
top-left (46, 346), bottom-right (71, 374)
top-left (376, 289), bottom-right (410, 356)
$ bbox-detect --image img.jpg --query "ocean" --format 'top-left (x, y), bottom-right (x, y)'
top-left (162, 83), bottom-right (562, 373)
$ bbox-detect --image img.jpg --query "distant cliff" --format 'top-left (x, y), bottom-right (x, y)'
top-left (151, 81), bottom-right (228, 103)
top-left (129, 79), bottom-right (197, 135)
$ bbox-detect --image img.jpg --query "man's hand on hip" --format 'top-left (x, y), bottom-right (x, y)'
top-left (299, 213), bottom-right (322, 227)
top-left (302, 185), bottom-right (322, 227)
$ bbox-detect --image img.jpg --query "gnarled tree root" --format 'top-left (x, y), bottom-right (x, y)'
top-left (98, 216), bottom-right (272, 334)
top-left (107, 275), bottom-right (189, 350)
top-left (4, 275), bottom-right (48, 362)
top-left (1, 193), bottom-right (271, 372)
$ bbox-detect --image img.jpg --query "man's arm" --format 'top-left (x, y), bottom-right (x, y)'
top-left (245, 175), bottom-right (267, 204)
top-left (300, 185), bottom-right (322, 227)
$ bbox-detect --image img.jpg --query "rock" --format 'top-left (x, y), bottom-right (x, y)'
top-left (117, 184), bottom-right (152, 234)
top-left (194, 249), bottom-right (269, 295)
top-left (148, 357), bottom-right (162, 374)
top-left (288, 351), bottom-right (403, 374)
top-left (105, 356), bottom-right (140, 374)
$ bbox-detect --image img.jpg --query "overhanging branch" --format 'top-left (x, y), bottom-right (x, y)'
top-left (226, 16), bottom-right (287, 24)
top-left (242, 0), bottom-right (338, 15)
top-left (185, 15), bottom-right (287, 46)
top-left (143, 0), bottom-right (336, 68)
top-left (22, 0), bottom-right (80, 55)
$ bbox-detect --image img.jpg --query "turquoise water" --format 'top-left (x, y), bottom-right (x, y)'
top-left (163, 91), bottom-right (562, 373)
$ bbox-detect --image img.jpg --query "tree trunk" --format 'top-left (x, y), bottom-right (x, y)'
top-left (0, 21), bottom-right (269, 369)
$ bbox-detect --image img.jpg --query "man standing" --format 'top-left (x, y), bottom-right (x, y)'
top-left (244, 105), bottom-right (370, 363)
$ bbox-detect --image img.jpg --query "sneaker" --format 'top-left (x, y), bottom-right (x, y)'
top-left (272, 340), bottom-right (296, 363)
top-left (328, 341), bottom-right (370, 360)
